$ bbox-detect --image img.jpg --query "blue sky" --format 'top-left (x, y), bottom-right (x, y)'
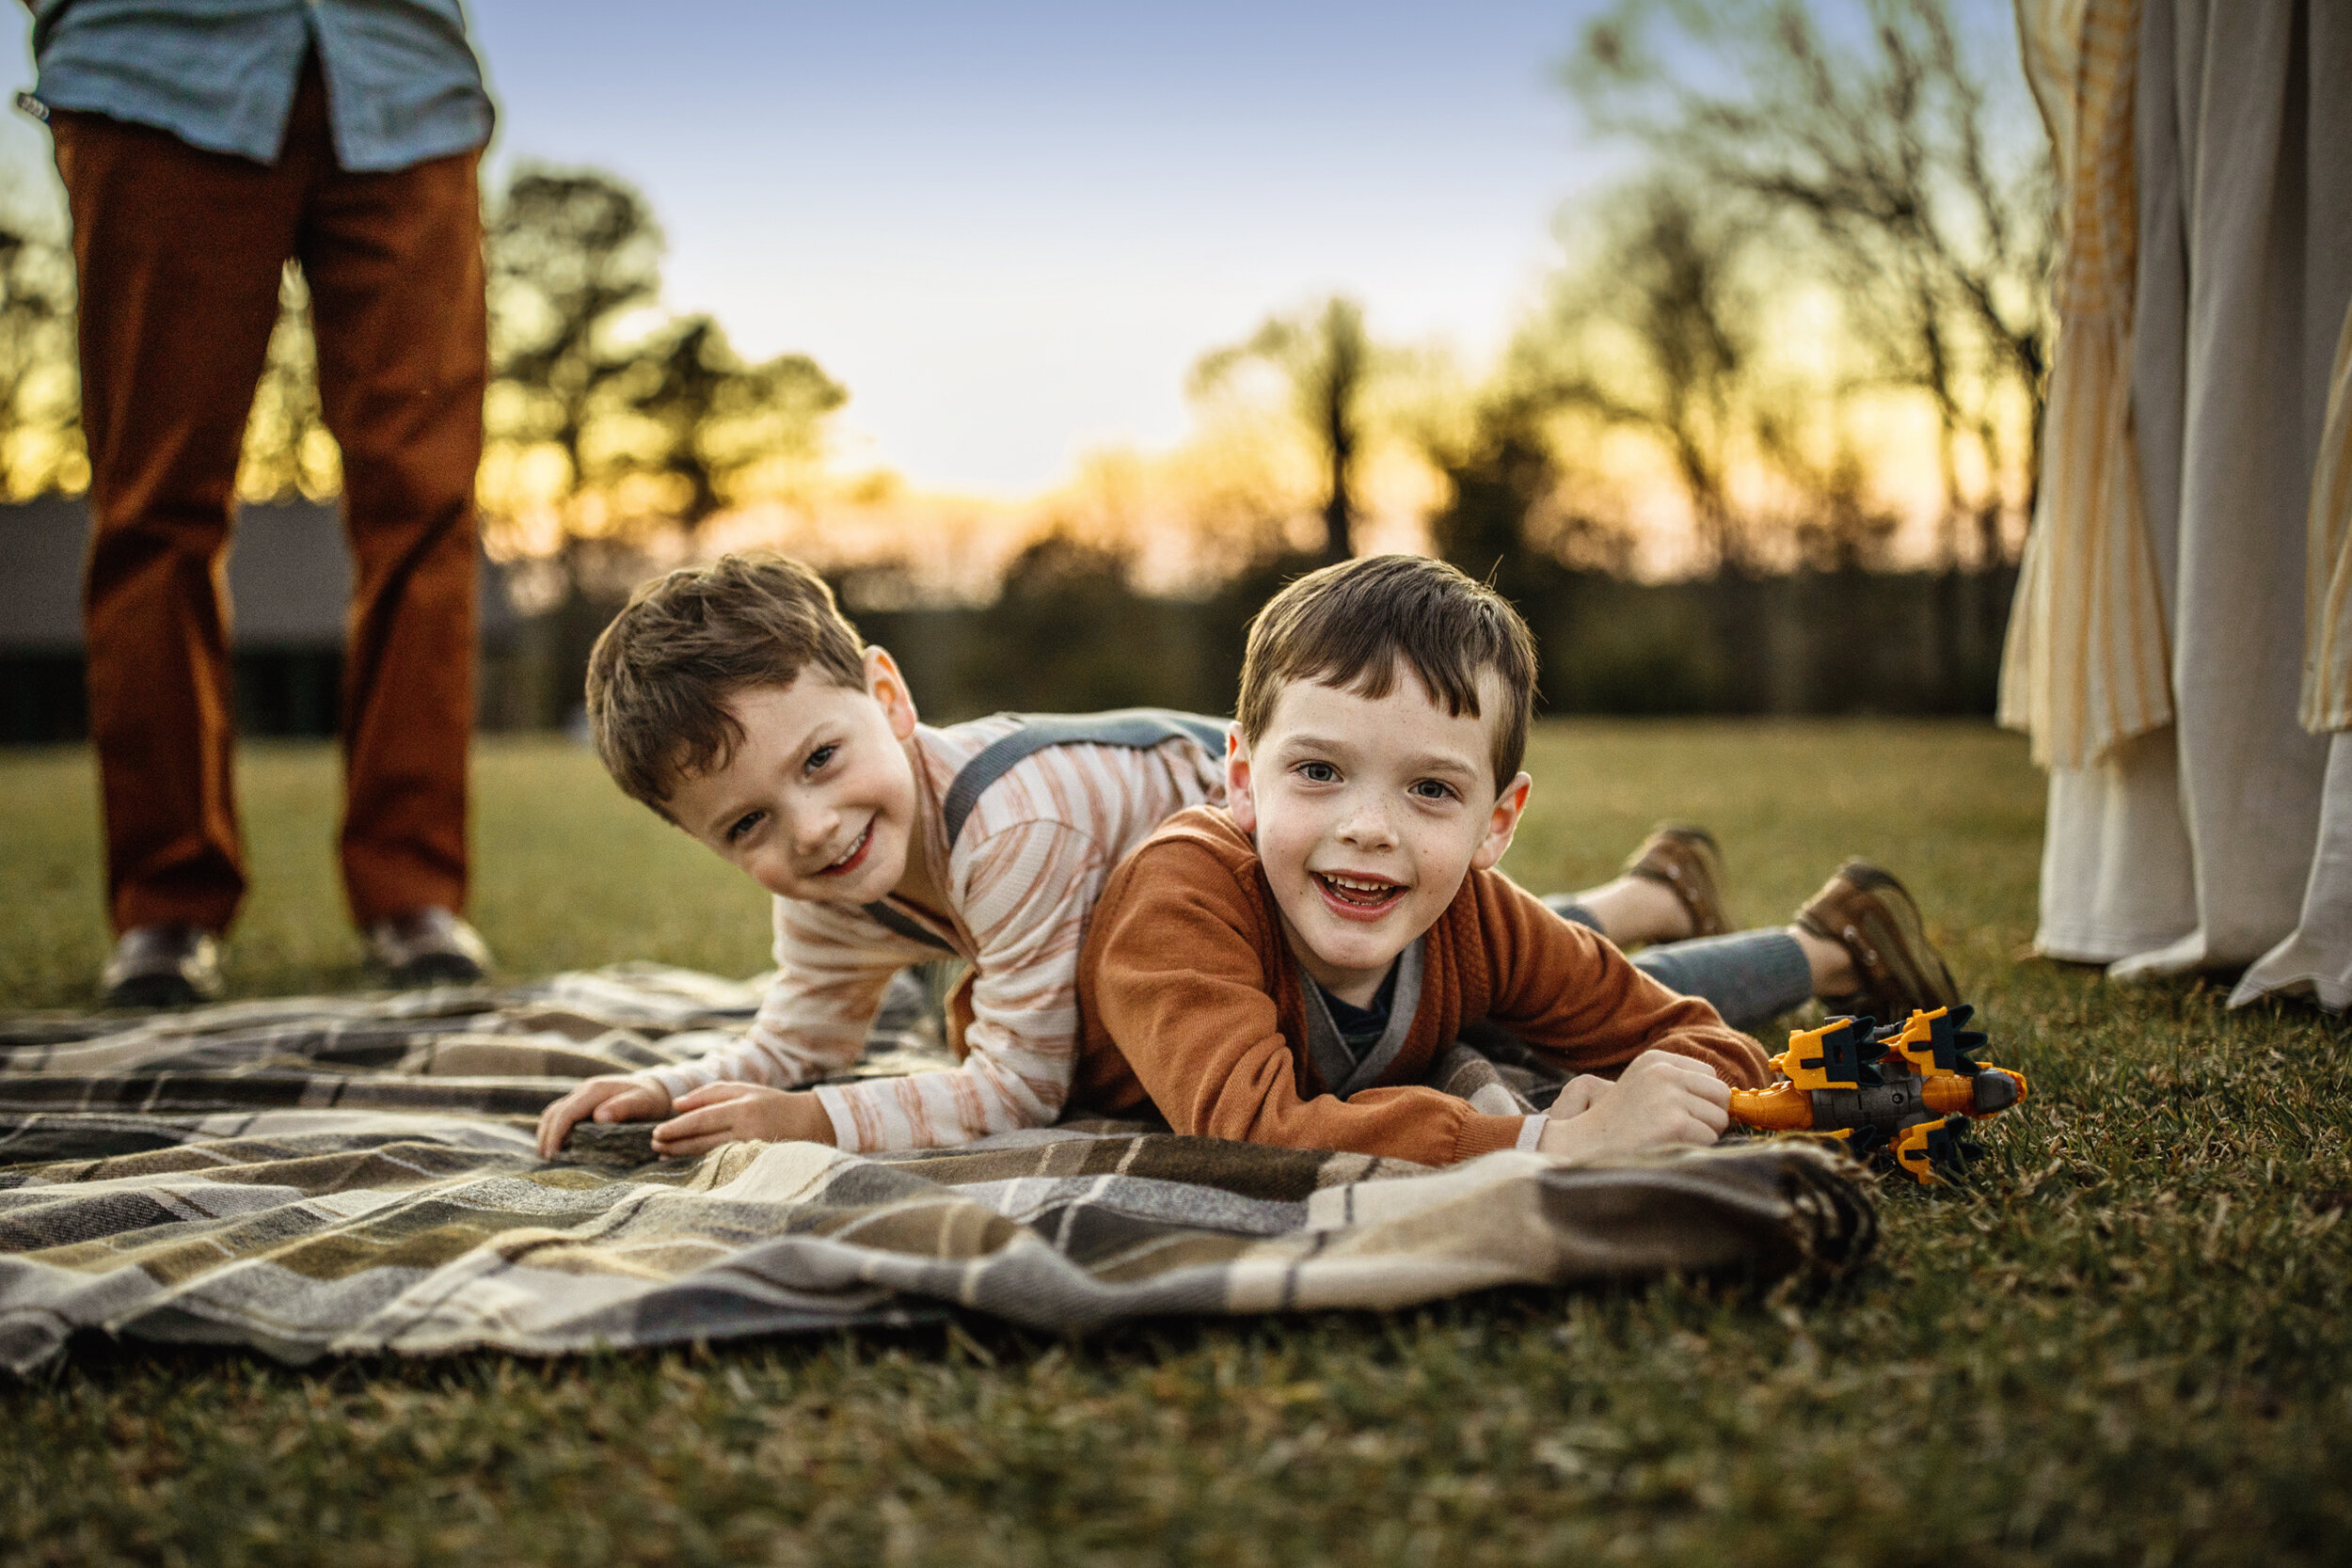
top-left (0, 1), bottom-right (2021, 499)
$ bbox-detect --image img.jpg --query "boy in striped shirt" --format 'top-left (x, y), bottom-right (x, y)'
top-left (533, 552), bottom-right (1226, 1158)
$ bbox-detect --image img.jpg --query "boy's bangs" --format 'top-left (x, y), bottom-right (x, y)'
top-left (1240, 555), bottom-right (1537, 788)
top-left (586, 552), bottom-right (869, 814)
top-left (1300, 634), bottom-right (1489, 722)
top-left (654, 709), bottom-right (745, 806)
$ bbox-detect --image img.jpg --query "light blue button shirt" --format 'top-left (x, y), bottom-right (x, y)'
top-left (29, 0), bottom-right (493, 173)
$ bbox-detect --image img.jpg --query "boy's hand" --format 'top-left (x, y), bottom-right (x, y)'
top-left (1536, 1050), bottom-right (1730, 1164)
top-left (651, 1083), bottom-right (836, 1159)
top-left (1546, 1073), bottom-right (1611, 1119)
top-left (536, 1076), bottom-right (673, 1158)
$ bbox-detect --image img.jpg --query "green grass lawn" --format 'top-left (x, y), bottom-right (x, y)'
top-left (5, 722), bottom-right (2349, 1566)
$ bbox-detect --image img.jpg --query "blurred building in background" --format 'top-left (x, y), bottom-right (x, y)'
top-left (0, 499), bottom-right (528, 743)
top-left (0, 493), bottom-right (2017, 741)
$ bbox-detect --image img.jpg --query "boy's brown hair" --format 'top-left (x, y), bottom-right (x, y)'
top-left (1236, 554), bottom-right (1538, 790)
top-left (587, 552), bottom-right (868, 814)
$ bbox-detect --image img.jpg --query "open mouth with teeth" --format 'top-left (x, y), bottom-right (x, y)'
top-left (1313, 870), bottom-right (1407, 919)
top-left (819, 823), bottom-right (874, 877)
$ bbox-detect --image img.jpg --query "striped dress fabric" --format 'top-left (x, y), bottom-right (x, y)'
top-left (1999, 0), bottom-right (2174, 769)
top-left (2300, 304), bottom-right (2352, 733)
top-left (2022, 0), bottom-right (2352, 1003)
top-left (637, 716), bottom-right (1228, 1153)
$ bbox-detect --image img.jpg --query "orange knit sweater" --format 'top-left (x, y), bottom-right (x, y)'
top-left (1073, 805), bottom-right (1773, 1165)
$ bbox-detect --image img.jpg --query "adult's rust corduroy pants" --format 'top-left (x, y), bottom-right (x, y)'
top-left (52, 67), bottom-right (487, 938)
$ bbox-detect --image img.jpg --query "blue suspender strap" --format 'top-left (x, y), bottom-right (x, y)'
top-left (862, 899), bottom-right (959, 953)
top-left (938, 709), bottom-right (1229, 845)
top-left (863, 708), bottom-right (1229, 943)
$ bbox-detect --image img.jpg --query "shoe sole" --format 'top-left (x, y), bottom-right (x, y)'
top-left (103, 974), bottom-right (206, 1010)
top-left (386, 955), bottom-right (487, 988)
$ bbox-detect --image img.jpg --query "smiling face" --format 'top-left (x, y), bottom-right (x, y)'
top-left (661, 647), bottom-right (926, 906)
top-left (1229, 660), bottom-right (1533, 1007)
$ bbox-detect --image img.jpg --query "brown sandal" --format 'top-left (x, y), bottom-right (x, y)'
top-left (1621, 823), bottom-right (1731, 939)
top-left (1794, 860), bottom-right (1960, 1023)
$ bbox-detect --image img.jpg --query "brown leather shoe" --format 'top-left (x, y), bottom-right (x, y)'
top-left (1622, 823), bottom-right (1730, 938)
top-left (1795, 860), bottom-right (1960, 1024)
top-left (365, 908), bottom-right (493, 987)
top-left (101, 923), bottom-right (224, 1009)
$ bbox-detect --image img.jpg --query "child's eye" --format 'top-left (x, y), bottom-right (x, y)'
top-left (725, 810), bottom-right (766, 845)
top-left (1297, 761), bottom-right (1340, 784)
top-left (804, 742), bottom-right (837, 775)
top-left (1410, 779), bottom-right (1458, 802)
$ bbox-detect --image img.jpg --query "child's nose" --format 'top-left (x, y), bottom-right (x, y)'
top-left (1335, 794), bottom-right (1397, 847)
top-left (790, 805), bottom-right (837, 858)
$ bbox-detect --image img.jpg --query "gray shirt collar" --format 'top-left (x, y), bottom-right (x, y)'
top-left (1297, 936), bottom-right (1425, 1099)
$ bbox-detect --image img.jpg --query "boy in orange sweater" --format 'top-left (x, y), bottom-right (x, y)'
top-left (1072, 555), bottom-right (1776, 1166)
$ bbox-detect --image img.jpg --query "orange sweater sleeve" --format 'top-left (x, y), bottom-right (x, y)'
top-left (1086, 838), bottom-right (1532, 1166)
top-left (1472, 872), bottom-right (1774, 1087)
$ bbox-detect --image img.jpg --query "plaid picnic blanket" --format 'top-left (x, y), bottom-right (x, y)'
top-left (0, 966), bottom-right (1876, 1371)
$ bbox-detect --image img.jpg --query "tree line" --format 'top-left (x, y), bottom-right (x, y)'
top-left (1202, 0), bottom-right (2051, 591)
top-left (0, 166), bottom-right (845, 555)
top-left (0, 0), bottom-right (2046, 597)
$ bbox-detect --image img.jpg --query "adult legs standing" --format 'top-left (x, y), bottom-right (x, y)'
top-left (2033, 0), bottom-right (2352, 998)
top-left (56, 57), bottom-right (492, 1001)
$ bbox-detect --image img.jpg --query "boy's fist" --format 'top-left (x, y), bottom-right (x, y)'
top-left (1537, 1050), bottom-right (1731, 1164)
top-left (1546, 1073), bottom-right (1611, 1119)
top-left (535, 1076), bottom-right (673, 1158)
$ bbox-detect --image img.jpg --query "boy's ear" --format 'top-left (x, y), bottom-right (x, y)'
top-left (864, 645), bottom-right (919, 741)
top-left (1470, 771), bottom-right (1533, 873)
top-left (1224, 725), bottom-right (1258, 835)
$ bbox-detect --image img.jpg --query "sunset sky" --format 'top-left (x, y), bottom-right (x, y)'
top-left (469, 0), bottom-right (1636, 498)
top-left (0, 1), bottom-right (2023, 510)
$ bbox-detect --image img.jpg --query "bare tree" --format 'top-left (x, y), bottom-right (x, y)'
top-left (484, 166), bottom-right (665, 531)
top-left (485, 169), bottom-right (847, 560)
top-left (1756, 410), bottom-right (1902, 571)
top-left (1192, 294), bottom-right (1372, 564)
top-left (1425, 385), bottom-right (1636, 595)
top-left (1566, 0), bottom-right (2053, 564)
top-left (1518, 182), bottom-right (1760, 575)
top-left (618, 313), bottom-right (845, 538)
top-left (0, 213), bottom-right (80, 498)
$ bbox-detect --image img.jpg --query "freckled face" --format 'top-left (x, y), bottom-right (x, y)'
top-left (1228, 661), bottom-right (1532, 1007)
top-left (663, 649), bottom-right (922, 905)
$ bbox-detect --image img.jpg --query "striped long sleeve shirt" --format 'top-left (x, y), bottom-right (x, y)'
top-left (633, 715), bottom-right (1227, 1152)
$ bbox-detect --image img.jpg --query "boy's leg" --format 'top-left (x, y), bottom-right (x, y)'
top-left (1794, 861), bottom-right (1962, 1022)
top-left (1621, 930), bottom-right (1814, 1033)
top-left (1548, 832), bottom-right (1960, 1031)
top-left (1548, 896), bottom-right (1813, 1032)
top-left (1564, 824), bottom-right (1729, 944)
